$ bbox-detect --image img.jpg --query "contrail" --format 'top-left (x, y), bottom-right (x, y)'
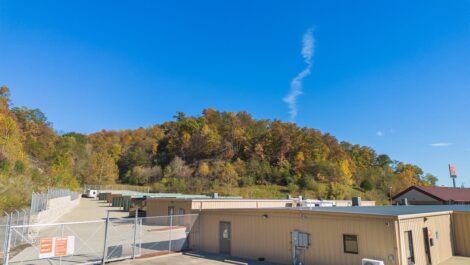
top-left (284, 29), bottom-right (315, 120)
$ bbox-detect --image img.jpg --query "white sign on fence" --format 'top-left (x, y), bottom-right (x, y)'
top-left (39, 236), bottom-right (75, 259)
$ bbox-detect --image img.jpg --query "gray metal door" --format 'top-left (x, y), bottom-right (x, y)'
top-left (219, 221), bottom-right (231, 255)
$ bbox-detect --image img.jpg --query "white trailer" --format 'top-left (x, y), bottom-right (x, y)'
top-left (85, 189), bottom-right (98, 198)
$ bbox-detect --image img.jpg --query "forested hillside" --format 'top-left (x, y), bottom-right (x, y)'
top-left (0, 87), bottom-right (437, 211)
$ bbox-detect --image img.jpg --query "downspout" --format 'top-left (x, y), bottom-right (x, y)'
top-left (197, 201), bottom-right (202, 249)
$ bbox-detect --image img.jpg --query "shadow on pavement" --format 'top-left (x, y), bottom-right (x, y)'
top-left (183, 250), bottom-right (282, 265)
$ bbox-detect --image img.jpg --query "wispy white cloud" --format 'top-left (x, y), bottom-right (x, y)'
top-left (284, 28), bottom-right (315, 120)
top-left (376, 131), bottom-right (384, 137)
top-left (429, 142), bottom-right (453, 147)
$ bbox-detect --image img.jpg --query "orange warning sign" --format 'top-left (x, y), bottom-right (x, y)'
top-left (39, 238), bottom-right (53, 258)
top-left (54, 237), bottom-right (68, 257)
top-left (38, 236), bottom-right (75, 259)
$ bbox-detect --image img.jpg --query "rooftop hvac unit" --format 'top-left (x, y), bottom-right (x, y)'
top-left (352, 197), bottom-right (361, 206)
top-left (362, 258), bottom-right (384, 265)
top-left (299, 199), bottom-right (336, 208)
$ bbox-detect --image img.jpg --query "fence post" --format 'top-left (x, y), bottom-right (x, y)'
top-left (2, 213), bottom-right (10, 264)
top-left (4, 214), bottom-right (13, 265)
top-left (21, 210), bottom-right (27, 244)
top-left (169, 214), bottom-right (173, 253)
top-left (26, 210), bottom-right (31, 244)
top-left (139, 218), bottom-right (142, 256)
top-left (101, 211), bottom-right (110, 265)
top-left (12, 211), bottom-right (19, 247)
top-left (31, 192), bottom-right (35, 213)
top-left (132, 209), bottom-right (138, 259)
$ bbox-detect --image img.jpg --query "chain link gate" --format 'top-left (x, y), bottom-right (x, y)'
top-left (5, 220), bottom-right (106, 265)
top-left (136, 214), bottom-right (198, 258)
top-left (1, 214), bottom-right (199, 265)
top-left (105, 218), bottom-right (136, 262)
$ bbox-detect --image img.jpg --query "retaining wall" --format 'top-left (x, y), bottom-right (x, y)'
top-left (32, 196), bottom-right (81, 225)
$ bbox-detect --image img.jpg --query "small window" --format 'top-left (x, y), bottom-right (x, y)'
top-left (177, 208), bottom-right (185, 215)
top-left (343, 234), bottom-right (358, 254)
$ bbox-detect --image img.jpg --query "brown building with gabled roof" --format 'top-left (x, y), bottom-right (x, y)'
top-left (393, 186), bottom-right (470, 205)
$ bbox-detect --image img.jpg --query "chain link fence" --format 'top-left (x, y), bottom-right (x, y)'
top-left (1, 188), bottom-right (80, 264)
top-left (83, 184), bottom-right (150, 194)
top-left (31, 189), bottom-right (81, 214)
top-left (2, 214), bottom-right (199, 265)
top-left (0, 211), bottom-right (30, 263)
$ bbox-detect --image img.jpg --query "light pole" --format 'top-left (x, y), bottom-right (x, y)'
top-left (389, 187), bottom-right (393, 205)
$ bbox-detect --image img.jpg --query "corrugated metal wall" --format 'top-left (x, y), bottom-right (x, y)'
top-left (106, 193), bottom-right (121, 203)
top-left (146, 199), bottom-right (292, 216)
top-left (397, 213), bottom-right (453, 265)
top-left (192, 200), bottom-right (292, 210)
top-left (146, 199), bottom-right (192, 216)
top-left (452, 211), bottom-right (470, 256)
top-left (191, 210), bottom-right (398, 265)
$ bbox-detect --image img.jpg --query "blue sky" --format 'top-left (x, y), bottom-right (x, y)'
top-left (1, 1), bottom-right (470, 186)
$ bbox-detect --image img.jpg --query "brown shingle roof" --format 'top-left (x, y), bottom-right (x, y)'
top-left (393, 186), bottom-right (470, 202)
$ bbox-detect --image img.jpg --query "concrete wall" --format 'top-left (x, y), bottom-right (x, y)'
top-left (190, 209), bottom-right (398, 265)
top-left (452, 211), bottom-right (470, 256)
top-left (397, 213), bottom-right (453, 265)
top-left (32, 196), bottom-right (81, 225)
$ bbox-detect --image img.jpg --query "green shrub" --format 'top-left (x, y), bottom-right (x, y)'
top-left (360, 179), bottom-right (373, 191)
top-left (14, 160), bottom-right (25, 174)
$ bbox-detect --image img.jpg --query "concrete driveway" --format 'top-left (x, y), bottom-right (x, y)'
top-left (439, 256), bottom-right (470, 265)
top-left (115, 251), bottom-right (282, 265)
top-left (58, 197), bottom-right (129, 221)
top-left (116, 253), bottom-right (229, 265)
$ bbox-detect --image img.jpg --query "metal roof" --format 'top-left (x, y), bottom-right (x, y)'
top-left (393, 186), bottom-right (470, 202)
top-left (112, 191), bottom-right (242, 199)
top-left (299, 205), bottom-right (470, 216)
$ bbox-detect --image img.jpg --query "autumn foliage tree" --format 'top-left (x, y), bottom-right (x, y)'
top-left (0, 88), bottom-right (439, 210)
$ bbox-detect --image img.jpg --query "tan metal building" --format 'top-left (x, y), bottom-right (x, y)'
top-left (146, 198), bottom-right (295, 216)
top-left (452, 210), bottom-right (470, 257)
top-left (146, 197), bottom-right (376, 217)
top-left (189, 206), bottom-right (470, 265)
